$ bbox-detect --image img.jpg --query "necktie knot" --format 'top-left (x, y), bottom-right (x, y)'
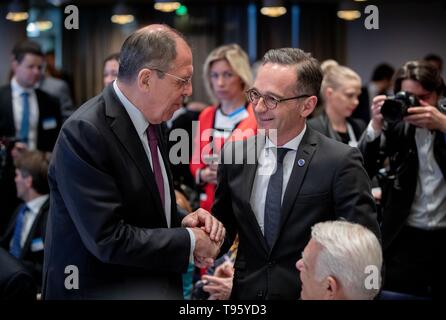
top-left (147, 124), bottom-right (158, 143)
top-left (275, 148), bottom-right (290, 164)
top-left (21, 91), bottom-right (29, 98)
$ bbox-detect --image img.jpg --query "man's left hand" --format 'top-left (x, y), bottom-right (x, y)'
top-left (181, 208), bottom-right (226, 243)
top-left (405, 106), bottom-right (446, 132)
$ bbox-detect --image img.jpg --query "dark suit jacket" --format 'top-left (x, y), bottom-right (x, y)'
top-left (308, 112), bottom-right (366, 143)
top-left (212, 127), bottom-right (380, 300)
top-left (358, 122), bottom-right (446, 249)
top-left (0, 84), bottom-right (62, 152)
top-left (42, 85), bottom-right (190, 300)
top-left (0, 198), bottom-right (49, 288)
top-left (0, 247), bottom-right (37, 301)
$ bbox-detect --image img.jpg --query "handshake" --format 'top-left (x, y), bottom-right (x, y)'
top-left (181, 208), bottom-right (226, 268)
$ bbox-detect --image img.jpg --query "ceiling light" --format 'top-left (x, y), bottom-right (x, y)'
top-left (111, 3), bottom-right (135, 25)
top-left (6, 0), bottom-right (29, 22)
top-left (261, 0), bottom-right (286, 18)
top-left (154, 1), bottom-right (181, 13)
top-left (337, 1), bottom-right (362, 21)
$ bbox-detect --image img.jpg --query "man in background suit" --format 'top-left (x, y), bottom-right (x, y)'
top-left (43, 24), bottom-right (224, 300)
top-left (0, 40), bottom-right (61, 237)
top-left (212, 48), bottom-right (379, 300)
top-left (0, 40), bottom-right (61, 151)
top-left (0, 247), bottom-right (37, 301)
top-left (0, 150), bottom-right (50, 289)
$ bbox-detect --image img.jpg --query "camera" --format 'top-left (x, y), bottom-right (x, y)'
top-left (380, 91), bottom-right (420, 123)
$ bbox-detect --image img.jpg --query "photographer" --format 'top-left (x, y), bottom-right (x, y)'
top-left (359, 61), bottom-right (446, 299)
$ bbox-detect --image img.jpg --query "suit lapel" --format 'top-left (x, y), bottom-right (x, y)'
top-left (157, 124), bottom-right (178, 227)
top-left (103, 86), bottom-right (166, 225)
top-left (242, 135), bottom-right (269, 254)
top-left (20, 199), bottom-right (48, 258)
top-left (0, 205), bottom-right (21, 246)
top-left (0, 86), bottom-right (16, 135)
top-left (278, 128), bottom-right (317, 240)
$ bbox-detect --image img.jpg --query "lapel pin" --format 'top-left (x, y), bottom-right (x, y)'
top-left (298, 159), bottom-right (305, 167)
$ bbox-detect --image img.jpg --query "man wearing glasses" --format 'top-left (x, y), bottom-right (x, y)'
top-left (43, 24), bottom-right (225, 299)
top-left (212, 48), bottom-right (379, 300)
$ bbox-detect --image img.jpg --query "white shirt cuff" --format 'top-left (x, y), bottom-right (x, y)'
top-left (365, 121), bottom-right (381, 142)
top-left (186, 228), bottom-right (196, 264)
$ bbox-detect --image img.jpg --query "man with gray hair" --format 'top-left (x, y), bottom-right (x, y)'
top-left (43, 24), bottom-right (225, 299)
top-left (212, 48), bottom-right (379, 299)
top-left (296, 220), bottom-right (382, 300)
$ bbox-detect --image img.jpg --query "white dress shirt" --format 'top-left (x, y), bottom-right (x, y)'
top-left (20, 195), bottom-right (49, 247)
top-left (11, 77), bottom-right (39, 150)
top-left (250, 125), bottom-right (307, 234)
top-left (112, 81), bottom-right (195, 258)
top-left (407, 128), bottom-right (446, 229)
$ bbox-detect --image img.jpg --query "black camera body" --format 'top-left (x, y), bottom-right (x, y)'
top-left (380, 91), bottom-right (420, 123)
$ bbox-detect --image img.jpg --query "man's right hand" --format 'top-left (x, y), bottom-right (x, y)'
top-left (370, 95), bottom-right (386, 134)
top-left (182, 208), bottom-right (225, 243)
top-left (191, 227), bottom-right (221, 268)
top-left (200, 166), bottom-right (217, 185)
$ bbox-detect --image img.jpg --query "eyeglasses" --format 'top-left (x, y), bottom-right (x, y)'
top-left (246, 88), bottom-right (311, 110)
top-left (145, 66), bottom-right (192, 88)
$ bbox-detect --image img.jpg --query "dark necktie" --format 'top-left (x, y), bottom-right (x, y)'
top-left (264, 148), bottom-right (290, 248)
top-left (19, 92), bottom-right (30, 143)
top-left (10, 204), bottom-right (29, 258)
top-left (147, 124), bottom-right (165, 209)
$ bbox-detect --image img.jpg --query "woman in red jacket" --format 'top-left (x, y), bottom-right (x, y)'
top-left (190, 44), bottom-right (257, 211)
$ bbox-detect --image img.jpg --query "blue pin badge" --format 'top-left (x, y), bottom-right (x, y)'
top-left (298, 158), bottom-right (305, 167)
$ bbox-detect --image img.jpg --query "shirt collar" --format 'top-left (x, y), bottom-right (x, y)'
top-left (26, 194), bottom-right (49, 215)
top-left (11, 77), bottom-right (34, 97)
top-left (265, 124), bottom-right (307, 152)
top-left (113, 80), bottom-right (150, 138)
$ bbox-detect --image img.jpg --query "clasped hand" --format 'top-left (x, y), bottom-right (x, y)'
top-left (181, 208), bottom-right (225, 268)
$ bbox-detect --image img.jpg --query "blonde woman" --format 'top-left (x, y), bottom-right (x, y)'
top-left (309, 61), bottom-right (365, 147)
top-left (190, 44), bottom-right (257, 211)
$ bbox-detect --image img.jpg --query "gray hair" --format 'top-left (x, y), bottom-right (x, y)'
top-left (311, 220), bottom-right (382, 300)
top-left (118, 25), bottom-right (186, 83)
top-left (203, 44), bottom-right (253, 104)
top-left (262, 48), bottom-right (323, 96)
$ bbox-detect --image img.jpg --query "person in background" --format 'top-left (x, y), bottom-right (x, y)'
top-left (103, 53), bottom-right (120, 87)
top-left (359, 60), bottom-right (446, 299)
top-left (424, 53), bottom-right (443, 73)
top-left (296, 220), bottom-right (382, 300)
top-left (353, 63), bottom-right (395, 124)
top-left (309, 60), bottom-right (365, 147)
top-left (39, 51), bottom-right (75, 121)
top-left (190, 44), bottom-right (256, 212)
top-left (0, 150), bottom-right (51, 290)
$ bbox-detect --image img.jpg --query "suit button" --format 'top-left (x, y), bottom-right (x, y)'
top-left (257, 290), bottom-right (264, 297)
top-left (268, 261), bottom-right (275, 266)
